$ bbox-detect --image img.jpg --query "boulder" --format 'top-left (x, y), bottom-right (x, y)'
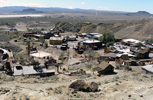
top-left (87, 82), bottom-right (98, 92)
top-left (69, 80), bottom-right (88, 91)
top-left (69, 80), bottom-right (98, 92)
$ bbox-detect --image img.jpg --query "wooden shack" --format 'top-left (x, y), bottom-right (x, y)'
top-left (49, 37), bottom-right (63, 45)
top-left (93, 61), bottom-right (114, 75)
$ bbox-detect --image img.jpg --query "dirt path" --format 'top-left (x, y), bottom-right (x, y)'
top-left (10, 38), bottom-right (26, 54)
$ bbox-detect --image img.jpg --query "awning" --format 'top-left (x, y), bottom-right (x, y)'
top-left (30, 51), bottom-right (51, 58)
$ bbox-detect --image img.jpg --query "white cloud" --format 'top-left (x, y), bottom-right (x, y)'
top-left (0, 0), bottom-right (10, 4)
top-left (81, 2), bottom-right (85, 5)
top-left (0, 0), bottom-right (49, 7)
top-left (98, 6), bottom-right (110, 10)
top-left (16, 3), bottom-right (42, 7)
top-left (67, 6), bottom-right (74, 9)
top-left (0, 0), bottom-right (11, 7)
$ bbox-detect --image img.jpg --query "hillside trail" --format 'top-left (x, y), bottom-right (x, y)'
top-left (10, 38), bottom-right (26, 54)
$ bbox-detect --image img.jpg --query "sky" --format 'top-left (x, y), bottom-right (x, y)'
top-left (0, 0), bottom-right (153, 13)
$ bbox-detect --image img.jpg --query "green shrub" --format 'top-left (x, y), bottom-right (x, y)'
top-left (97, 82), bottom-right (101, 86)
top-left (49, 76), bottom-right (59, 83)
top-left (143, 75), bottom-right (149, 78)
top-left (132, 73), bottom-right (138, 76)
top-left (0, 43), bottom-right (22, 52)
top-left (148, 37), bottom-right (153, 43)
top-left (43, 42), bottom-right (48, 49)
top-left (54, 86), bottom-right (63, 94)
top-left (104, 81), bottom-right (109, 84)
top-left (113, 88), bottom-right (118, 92)
top-left (7, 77), bottom-right (15, 82)
top-left (86, 64), bottom-right (92, 70)
top-left (98, 33), bottom-right (115, 46)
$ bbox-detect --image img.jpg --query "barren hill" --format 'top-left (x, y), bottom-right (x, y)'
top-left (115, 19), bottom-right (153, 40)
top-left (54, 21), bottom-right (129, 33)
top-left (54, 19), bottom-right (153, 40)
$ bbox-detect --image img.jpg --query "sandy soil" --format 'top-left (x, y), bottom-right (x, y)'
top-left (0, 14), bottom-right (45, 18)
top-left (0, 69), bottom-right (152, 100)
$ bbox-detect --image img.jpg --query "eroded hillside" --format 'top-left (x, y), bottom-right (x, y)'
top-left (54, 19), bottom-right (153, 40)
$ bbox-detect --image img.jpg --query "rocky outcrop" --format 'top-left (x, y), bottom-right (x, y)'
top-left (87, 82), bottom-right (99, 92)
top-left (54, 22), bottom-right (73, 32)
top-left (53, 21), bottom-right (128, 34)
top-left (53, 21), bottom-right (101, 33)
top-left (69, 80), bottom-right (98, 92)
top-left (69, 80), bottom-right (88, 91)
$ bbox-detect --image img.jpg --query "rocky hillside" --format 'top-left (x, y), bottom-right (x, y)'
top-left (54, 19), bottom-right (153, 40)
top-left (115, 19), bottom-right (153, 40)
top-left (54, 21), bottom-right (130, 33)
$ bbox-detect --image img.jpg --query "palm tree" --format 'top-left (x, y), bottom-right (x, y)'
top-left (26, 40), bottom-right (31, 57)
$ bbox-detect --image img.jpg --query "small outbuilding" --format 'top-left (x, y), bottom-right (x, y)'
top-left (13, 65), bottom-right (55, 76)
top-left (93, 61), bottom-right (114, 75)
top-left (49, 37), bottom-right (63, 45)
top-left (100, 53), bottom-right (117, 61)
top-left (30, 51), bottom-right (51, 58)
top-left (142, 64), bottom-right (153, 74)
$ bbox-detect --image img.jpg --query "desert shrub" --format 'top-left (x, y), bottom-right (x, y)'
top-left (86, 64), bottom-right (92, 70)
top-left (106, 41), bottom-right (114, 46)
top-left (39, 37), bottom-right (45, 45)
top-left (132, 73), bottom-right (138, 76)
top-left (104, 81), bottom-right (109, 84)
top-left (143, 75), bottom-right (149, 78)
top-left (112, 76), bottom-right (120, 82)
top-left (97, 82), bottom-right (101, 86)
top-left (84, 49), bottom-right (98, 60)
top-left (147, 37), bottom-right (153, 43)
top-left (113, 88), bottom-right (118, 92)
top-left (0, 43), bottom-right (22, 52)
top-left (18, 55), bottom-right (25, 65)
top-left (115, 63), bottom-right (121, 69)
top-left (34, 80), bottom-right (38, 83)
top-left (6, 77), bottom-right (15, 82)
top-left (77, 74), bottom-right (91, 79)
top-left (50, 76), bottom-right (59, 83)
top-left (43, 42), bottom-right (48, 49)
top-left (42, 76), bottom-right (59, 83)
top-left (54, 86), bottom-right (65, 94)
top-left (0, 34), bottom-right (10, 42)
top-left (115, 76), bottom-right (120, 80)
top-left (139, 79), bottom-right (143, 81)
top-left (25, 98), bottom-right (30, 100)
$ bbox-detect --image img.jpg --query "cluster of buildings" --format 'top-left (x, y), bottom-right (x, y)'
top-left (1, 28), bottom-right (153, 76)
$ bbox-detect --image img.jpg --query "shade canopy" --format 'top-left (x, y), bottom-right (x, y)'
top-left (30, 51), bottom-right (51, 58)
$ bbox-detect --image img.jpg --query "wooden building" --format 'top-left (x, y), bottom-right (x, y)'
top-left (93, 61), bottom-right (114, 75)
top-left (49, 37), bottom-right (63, 45)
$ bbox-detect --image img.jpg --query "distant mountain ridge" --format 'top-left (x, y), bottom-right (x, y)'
top-left (14, 8), bottom-right (44, 14)
top-left (126, 11), bottom-right (151, 16)
top-left (0, 6), bottom-right (151, 16)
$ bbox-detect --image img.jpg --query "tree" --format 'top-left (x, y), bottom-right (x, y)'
top-left (41, 28), bottom-right (45, 31)
top-left (26, 40), bottom-right (31, 57)
top-left (98, 33), bottom-right (115, 46)
top-left (148, 37), bottom-right (153, 43)
top-left (43, 42), bottom-right (48, 49)
top-left (98, 35), bottom-right (104, 42)
top-left (39, 37), bottom-right (45, 46)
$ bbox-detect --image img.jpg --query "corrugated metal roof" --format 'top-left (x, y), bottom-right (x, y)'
top-left (142, 65), bottom-right (153, 73)
top-left (145, 45), bottom-right (153, 49)
top-left (13, 65), bottom-right (55, 76)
